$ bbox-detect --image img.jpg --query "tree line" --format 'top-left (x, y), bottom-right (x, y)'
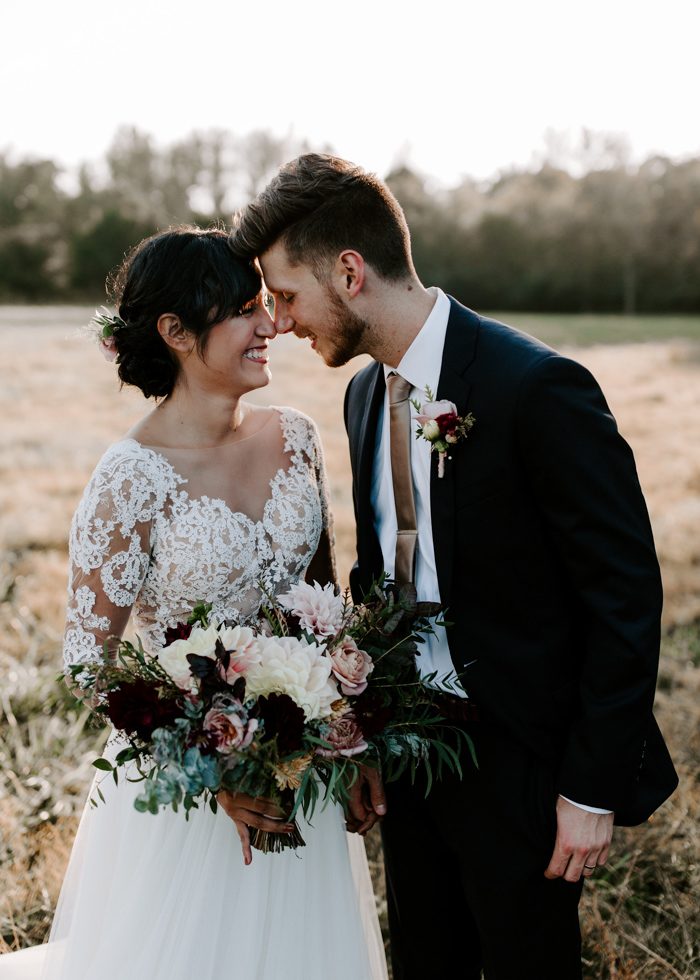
top-left (1, 126), bottom-right (699, 312)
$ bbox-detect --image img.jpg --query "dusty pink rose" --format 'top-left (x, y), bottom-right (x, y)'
top-left (277, 580), bottom-right (344, 638)
top-left (99, 335), bottom-right (118, 362)
top-left (316, 713), bottom-right (368, 758)
top-left (416, 399), bottom-right (458, 425)
top-left (203, 701), bottom-right (258, 752)
top-left (329, 636), bottom-right (374, 696)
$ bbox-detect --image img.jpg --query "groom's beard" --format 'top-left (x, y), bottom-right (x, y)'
top-left (320, 285), bottom-right (371, 368)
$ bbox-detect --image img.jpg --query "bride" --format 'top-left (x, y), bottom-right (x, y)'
top-left (0, 227), bottom-right (388, 980)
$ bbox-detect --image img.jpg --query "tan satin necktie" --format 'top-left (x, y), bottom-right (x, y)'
top-left (387, 372), bottom-right (418, 585)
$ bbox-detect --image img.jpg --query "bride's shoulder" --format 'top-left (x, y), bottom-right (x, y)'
top-left (85, 437), bottom-right (181, 497)
top-left (271, 404), bottom-right (317, 426)
top-left (270, 405), bottom-right (322, 451)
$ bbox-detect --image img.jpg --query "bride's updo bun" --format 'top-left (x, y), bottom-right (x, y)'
top-left (107, 226), bottom-right (262, 398)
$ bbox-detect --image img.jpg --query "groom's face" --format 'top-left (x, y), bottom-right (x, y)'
top-left (260, 241), bottom-right (369, 368)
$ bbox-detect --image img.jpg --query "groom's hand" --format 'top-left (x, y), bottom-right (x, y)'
top-left (544, 796), bottom-right (614, 882)
top-left (345, 764), bottom-right (387, 835)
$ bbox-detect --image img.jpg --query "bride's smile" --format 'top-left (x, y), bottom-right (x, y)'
top-left (242, 344), bottom-right (269, 362)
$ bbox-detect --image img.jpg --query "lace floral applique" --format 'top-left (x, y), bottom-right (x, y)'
top-left (63, 408), bottom-right (333, 673)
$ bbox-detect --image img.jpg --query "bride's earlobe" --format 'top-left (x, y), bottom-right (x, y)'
top-left (157, 313), bottom-right (192, 352)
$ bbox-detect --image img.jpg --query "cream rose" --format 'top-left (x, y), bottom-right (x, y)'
top-left (421, 419), bottom-right (441, 441)
top-left (158, 622), bottom-right (259, 692)
top-left (157, 624), bottom-right (218, 691)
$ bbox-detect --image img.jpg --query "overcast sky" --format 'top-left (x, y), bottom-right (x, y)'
top-left (2, 0), bottom-right (699, 185)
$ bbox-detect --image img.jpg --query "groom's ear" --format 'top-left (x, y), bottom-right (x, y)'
top-left (157, 313), bottom-right (194, 353)
top-left (335, 250), bottom-right (365, 299)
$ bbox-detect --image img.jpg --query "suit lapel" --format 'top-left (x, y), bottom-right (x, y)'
top-left (431, 298), bottom-right (479, 605)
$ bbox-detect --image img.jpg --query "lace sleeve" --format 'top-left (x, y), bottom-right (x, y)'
top-left (304, 418), bottom-right (338, 588)
top-left (63, 443), bottom-right (167, 682)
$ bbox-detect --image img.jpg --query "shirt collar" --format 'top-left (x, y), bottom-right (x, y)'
top-left (382, 287), bottom-right (451, 395)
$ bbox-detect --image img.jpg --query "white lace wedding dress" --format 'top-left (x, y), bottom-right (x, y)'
top-left (0, 406), bottom-right (387, 980)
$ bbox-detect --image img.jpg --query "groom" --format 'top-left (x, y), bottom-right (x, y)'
top-left (231, 154), bottom-right (678, 979)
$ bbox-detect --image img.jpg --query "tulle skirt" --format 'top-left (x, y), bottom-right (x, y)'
top-left (0, 737), bottom-right (388, 980)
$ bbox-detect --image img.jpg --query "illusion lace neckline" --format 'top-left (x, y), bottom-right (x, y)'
top-left (114, 407), bottom-right (293, 528)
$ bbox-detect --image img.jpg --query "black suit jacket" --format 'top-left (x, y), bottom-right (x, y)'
top-left (344, 297), bottom-right (677, 825)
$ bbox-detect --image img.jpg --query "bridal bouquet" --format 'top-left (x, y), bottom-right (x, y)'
top-left (68, 579), bottom-right (475, 853)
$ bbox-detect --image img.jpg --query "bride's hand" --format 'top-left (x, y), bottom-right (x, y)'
top-left (216, 790), bottom-right (295, 866)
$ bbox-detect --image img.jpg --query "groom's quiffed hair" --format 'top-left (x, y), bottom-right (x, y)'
top-left (230, 153), bottom-right (415, 281)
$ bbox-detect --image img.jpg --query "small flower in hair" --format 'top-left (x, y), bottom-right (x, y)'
top-left (90, 307), bottom-right (126, 363)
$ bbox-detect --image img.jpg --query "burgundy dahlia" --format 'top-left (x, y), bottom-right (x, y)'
top-left (106, 679), bottom-right (180, 740)
top-left (256, 693), bottom-right (306, 754)
top-left (352, 689), bottom-right (394, 738)
top-left (163, 622), bottom-right (193, 645)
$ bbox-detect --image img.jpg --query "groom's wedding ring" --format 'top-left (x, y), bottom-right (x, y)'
top-left (583, 864), bottom-right (596, 871)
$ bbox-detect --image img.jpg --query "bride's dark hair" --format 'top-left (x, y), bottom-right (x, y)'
top-left (107, 226), bottom-right (262, 398)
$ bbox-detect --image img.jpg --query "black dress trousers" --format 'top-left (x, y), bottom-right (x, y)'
top-left (379, 721), bottom-right (585, 979)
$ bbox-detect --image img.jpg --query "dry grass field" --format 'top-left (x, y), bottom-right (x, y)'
top-left (1, 306), bottom-right (699, 978)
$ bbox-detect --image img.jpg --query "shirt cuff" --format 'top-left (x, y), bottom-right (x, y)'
top-left (559, 794), bottom-right (613, 815)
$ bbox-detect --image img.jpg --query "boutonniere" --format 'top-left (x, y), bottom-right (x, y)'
top-left (411, 386), bottom-right (475, 478)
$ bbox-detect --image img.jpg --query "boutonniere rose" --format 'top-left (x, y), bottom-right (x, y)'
top-left (412, 386), bottom-right (475, 477)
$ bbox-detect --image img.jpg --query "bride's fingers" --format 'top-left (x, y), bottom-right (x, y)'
top-left (236, 807), bottom-right (296, 834)
top-left (217, 791), bottom-right (294, 834)
top-left (245, 799), bottom-right (288, 820)
top-left (234, 819), bottom-right (253, 866)
top-left (226, 790), bottom-right (288, 821)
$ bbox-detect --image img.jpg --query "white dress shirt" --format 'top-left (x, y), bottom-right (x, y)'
top-left (369, 286), bottom-right (611, 815)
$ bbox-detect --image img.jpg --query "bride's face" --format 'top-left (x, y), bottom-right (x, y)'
top-left (187, 293), bottom-right (276, 394)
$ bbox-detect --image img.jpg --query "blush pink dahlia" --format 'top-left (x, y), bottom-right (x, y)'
top-left (277, 580), bottom-right (344, 638)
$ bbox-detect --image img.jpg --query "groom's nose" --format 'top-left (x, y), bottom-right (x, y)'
top-left (275, 314), bottom-right (296, 334)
